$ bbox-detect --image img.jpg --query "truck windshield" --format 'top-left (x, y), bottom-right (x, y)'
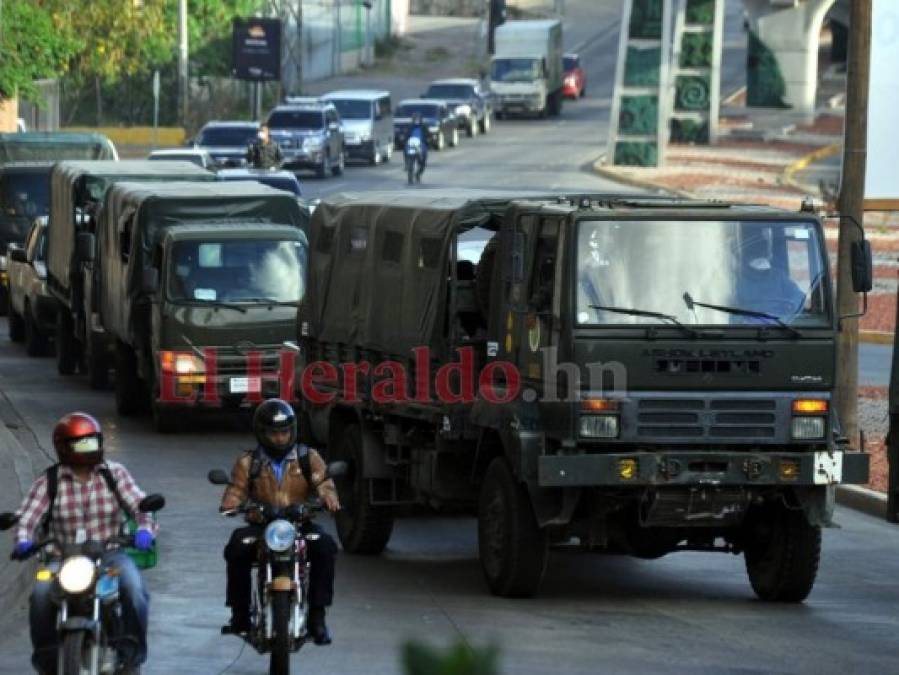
top-left (167, 239), bottom-right (306, 304)
top-left (491, 58), bottom-right (540, 83)
top-left (576, 219), bottom-right (829, 328)
top-left (329, 99), bottom-right (371, 120)
top-left (1, 172), bottom-right (50, 220)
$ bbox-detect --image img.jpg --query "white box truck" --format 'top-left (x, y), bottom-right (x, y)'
top-left (489, 19), bottom-right (563, 119)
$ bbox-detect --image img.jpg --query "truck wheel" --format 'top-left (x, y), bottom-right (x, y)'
top-left (467, 119), bottom-right (478, 138)
top-left (332, 150), bottom-right (345, 176)
top-left (316, 154), bottom-right (330, 179)
top-left (435, 131), bottom-right (445, 151)
top-left (55, 310), bottom-right (79, 375)
top-left (480, 114), bottom-right (491, 133)
top-left (333, 423), bottom-right (394, 554)
top-left (478, 457), bottom-right (547, 597)
top-left (86, 333), bottom-right (109, 390)
top-left (115, 341), bottom-right (145, 416)
top-left (8, 306), bottom-right (24, 343)
top-left (450, 128), bottom-right (460, 147)
top-left (744, 505), bottom-right (821, 602)
top-left (24, 305), bottom-right (48, 357)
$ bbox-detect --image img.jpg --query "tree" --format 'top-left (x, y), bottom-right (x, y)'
top-left (0, 0), bottom-right (79, 100)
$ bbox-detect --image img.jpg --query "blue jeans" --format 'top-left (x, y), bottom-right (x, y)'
top-left (30, 552), bottom-right (149, 674)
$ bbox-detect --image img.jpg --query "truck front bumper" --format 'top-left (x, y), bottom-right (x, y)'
top-left (497, 95), bottom-right (543, 113)
top-left (538, 450), bottom-right (869, 488)
top-left (155, 373), bottom-right (283, 409)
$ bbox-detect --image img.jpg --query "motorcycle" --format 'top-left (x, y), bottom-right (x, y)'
top-left (0, 494), bottom-right (165, 675)
top-left (208, 460), bottom-right (346, 675)
top-left (404, 136), bottom-right (424, 185)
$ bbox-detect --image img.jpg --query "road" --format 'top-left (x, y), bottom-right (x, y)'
top-left (1, 3), bottom-right (898, 674)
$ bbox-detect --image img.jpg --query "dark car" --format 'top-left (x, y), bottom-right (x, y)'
top-left (0, 162), bottom-right (52, 315)
top-left (422, 78), bottom-right (493, 137)
top-left (190, 121), bottom-right (259, 168)
top-left (562, 53), bottom-right (587, 99)
top-left (266, 99), bottom-right (345, 178)
top-left (393, 100), bottom-right (459, 151)
top-left (217, 168), bottom-right (302, 196)
top-left (7, 216), bottom-right (56, 355)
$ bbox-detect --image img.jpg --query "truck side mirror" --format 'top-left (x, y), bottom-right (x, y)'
top-left (142, 267), bottom-right (160, 294)
top-left (76, 232), bottom-right (96, 263)
top-left (9, 247), bottom-right (26, 264)
top-left (850, 240), bottom-right (872, 293)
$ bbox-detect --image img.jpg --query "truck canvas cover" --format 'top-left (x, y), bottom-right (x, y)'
top-left (99, 181), bottom-right (307, 343)
top-left (0, 132), bottom-right (117, 163)
top-left (307, 191), bottom-right (516, 356)
top-left (47, 160), bottom-right (215, 300)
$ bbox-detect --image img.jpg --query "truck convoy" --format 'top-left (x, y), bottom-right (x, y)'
top-left (489, 20), bottom-right (564, 119)
top-left (92, 181), bottom-right (308, 431)
top-left (46, 160), bottom-right (216, 386)
top-left (295, 191), bottom-right (870, 600)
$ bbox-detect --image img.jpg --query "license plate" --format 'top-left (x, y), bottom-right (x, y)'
top-left (229, 377), bottom-right (261, 394)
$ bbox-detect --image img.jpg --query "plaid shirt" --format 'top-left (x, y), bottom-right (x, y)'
top-left (15, 461), bottom-right (157, 544)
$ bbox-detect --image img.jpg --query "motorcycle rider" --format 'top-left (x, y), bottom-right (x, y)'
top-left (246, 124), bottom-right (283, 170)
top-left (10, 412), bottom-right (157, 675)
top-left (220, 398), bottom-right (340, 645)
top-left (406, 112), bottom-right (429, 182)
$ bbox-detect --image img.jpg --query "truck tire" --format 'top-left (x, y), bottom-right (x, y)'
top-left (480, 113), bottom-right (491, 134)
top-left (332, 150), bottom-right (345, 176)
top-left (333, 423), bottom-right (394, 554)
top-left (450, 127), bottom-right (460, 147)
top-left (151, 384), bottom-right (181, 433)
top-left (467, 119), bottom-right (478, 138)
top-left (55, 310), bottom-right (79, 375)
top-left (115, 341), bottom-right (145, 416)
top-left (24, 304), bottom-right (48, 357)
top-left (435, 131), bottom-right (446, 151)
top-left (86, 333), bottom-right (109, 390)
top-left (744, 505), bottom-right (821, 602)
top-left (8, 306), bottom-right (24, 343)
top-left (477, 457), bottom-right (547, 598)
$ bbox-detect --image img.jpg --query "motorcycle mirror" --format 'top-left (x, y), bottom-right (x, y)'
top-left (208, 469), bottom-right (231, 485)
top-left (139, 494), bottom-right (166, 513)
top-left (324, 461), bottom-right (348, 480)
top-left (0, 512), bottom-right (20, 531)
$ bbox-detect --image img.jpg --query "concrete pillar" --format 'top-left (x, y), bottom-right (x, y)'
top-left (743, 0), bottom-right (835, 122)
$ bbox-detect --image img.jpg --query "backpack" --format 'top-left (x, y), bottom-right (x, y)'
top-left (247, 444), bottom-right (313, 500)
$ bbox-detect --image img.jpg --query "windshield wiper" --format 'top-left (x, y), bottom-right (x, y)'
top-left (238, 297), bottom-right (300, 307)
top-left (191, 299), bottom-right (247, 314)
top-left (682, 292), bottom-right (801, 338)
top-left (589, 305), bottom-right (700, 338)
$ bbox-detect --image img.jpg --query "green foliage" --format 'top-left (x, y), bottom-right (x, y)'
top-left (671, 118), bottom-right (709, 144)
top-left (619, 95), bottom-right (658, 135)
top-left (685, 0), bottom-right (715, 25)
top-left (629, 0), bottom-right (663, 40)
top-left (402, 641), bottom-right (499, 675)
top-left (0, 0), bottom-right (80, 99)
top-left (675, 75), bottom-right (710, 111)
top-left (624, 47), bottom-right (661, 87)
top-left (614, 141), bottom-right (658, 167)
top-left (680, 32), bottom-right (713, 69)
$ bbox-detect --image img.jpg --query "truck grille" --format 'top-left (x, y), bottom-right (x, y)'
top-left (636, 398), bottom-right (777, 440)
top-left (213, 349), bottom-right (283, 376)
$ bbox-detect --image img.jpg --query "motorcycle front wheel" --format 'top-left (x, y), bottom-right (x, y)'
top-left (62, 630), bottom-right (97, 675)
top-left (406, 158), bottom-right (415, 185)
top-left (270, 591), bottom-right (292, 675)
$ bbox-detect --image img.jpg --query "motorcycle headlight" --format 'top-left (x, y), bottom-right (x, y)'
top-left (58, 556), bottom-right (96, 594)
top-left (265, 519), bottom-right (297, 552)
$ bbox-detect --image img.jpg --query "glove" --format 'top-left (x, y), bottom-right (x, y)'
top-left (11, 540), bottom-right (35, 560)
top-left (133, 529), bottom-right (154, 552)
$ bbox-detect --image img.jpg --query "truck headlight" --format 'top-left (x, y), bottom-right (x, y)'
top-left (160, 351), bottom-right (204, 375)
top-left (579, 415), bottom-right (619, 439)
top-left (791, 416), bottom-right (825, 440)
top-left (58, 556), bottom-right (95, 594)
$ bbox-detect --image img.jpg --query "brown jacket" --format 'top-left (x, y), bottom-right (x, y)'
top-left (220, 446), bottom-right (337, 512)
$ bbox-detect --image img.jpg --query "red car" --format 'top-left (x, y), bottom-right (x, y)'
top-left (562, 53), bottom-right (587, 99)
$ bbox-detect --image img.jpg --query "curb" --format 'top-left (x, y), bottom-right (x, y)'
top-left (836, 485), bottom-right (887, 520)
top-left (592, 156), bottom-right (692, 198)
top-left (780, 142), bottom-right (841, 193)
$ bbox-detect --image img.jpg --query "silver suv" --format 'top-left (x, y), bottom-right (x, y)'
top-left (266, 98), bottom-right (345, 178)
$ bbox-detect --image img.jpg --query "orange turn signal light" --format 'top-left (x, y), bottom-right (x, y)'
top-left (792, 399), bottom-right (828, 415)
top-left (581, 398), bottom-right (619, 412)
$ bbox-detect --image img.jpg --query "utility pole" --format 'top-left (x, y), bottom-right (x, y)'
top-left (834, 0), bottom-right (872, 450)
top-left (178, 0), bottom-right (189, 126)
top-left (889, 286), bottom-right (899, 522)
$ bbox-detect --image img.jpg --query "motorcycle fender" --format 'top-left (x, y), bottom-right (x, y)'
top-left (271, 576), bottom-right (296, 592)
top-left (60, 617), bottom-right (98, 632)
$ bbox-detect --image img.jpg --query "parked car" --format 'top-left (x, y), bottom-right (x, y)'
top-left (147, 147), bottom-right (215, 169)
top-left (321, 90), bottom-right (394, 165)
top-left (422, 78), bottom-right (493, 136)
top-left (267, 98), bottom-right (345, 178)
top-left (562, 53), bottom-right (587, 99)
top-left (393, 100), bottom-right (459, 151)
top-left (190, 121), bottom-right (259, 168)
top-left (7, 216), bottom-right (56, 356)
top-left (217, 168), bottom-right (302, 196)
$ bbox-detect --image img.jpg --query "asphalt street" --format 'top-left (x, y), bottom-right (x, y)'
top-left (1, 3), bottom-right (897, 674)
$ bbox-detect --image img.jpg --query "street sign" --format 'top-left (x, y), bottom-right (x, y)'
top-left (232, 17), bottom-right (282, 82)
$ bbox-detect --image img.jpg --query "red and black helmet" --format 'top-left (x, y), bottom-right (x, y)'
top-left (52, 412), bottom-right (103, 466)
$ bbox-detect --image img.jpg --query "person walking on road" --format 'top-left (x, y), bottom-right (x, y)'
top-left (246, 124), bottom-right (283, 170)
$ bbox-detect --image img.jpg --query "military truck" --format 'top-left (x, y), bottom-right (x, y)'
top-left (0, 131), bottom-right (117, 163)
top-left (0, 162), bottom-right (53, 315)
top-left (295, 191), bottom-right (871, 600)
top-left (92, 181), bottom-right (308, 432)
top-left (46, 160), bottom-right (215, 385)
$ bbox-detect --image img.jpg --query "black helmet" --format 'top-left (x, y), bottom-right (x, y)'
top-left (253, 398), bottom-right (297, 459)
